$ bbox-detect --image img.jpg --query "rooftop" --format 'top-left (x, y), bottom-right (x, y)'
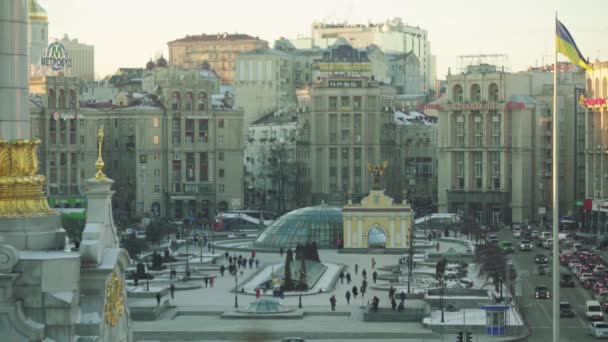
top-left (251, 109), bottom-right (298, 126)
top-left (169, 33), bottom-right (266, 44)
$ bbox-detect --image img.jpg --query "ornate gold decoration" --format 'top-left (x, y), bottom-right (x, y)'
top-left (104, 271), bottom-right (125, 327)
top-left (367, 160), bottom-right (388, 189)
top-left (95, 126), bottom-right (107, 180)
top-left (0, 139), bottom-right (55, 217)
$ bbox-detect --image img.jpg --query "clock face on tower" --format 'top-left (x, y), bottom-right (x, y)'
top-left (104, 270), bottom-right (125, 327)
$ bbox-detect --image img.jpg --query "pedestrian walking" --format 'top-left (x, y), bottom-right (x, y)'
top-left (372, 271), bottom-right (378, 284)
top-left (256, 287), bottom-right (261, 299)
top-left (371, 257), bottom-right (376, 269)
top-left (170, 283), bottom-right (175, 299)
top-left (398, 301), bottom-right (405, 312)
top-left (255, 259), bottom-right (260, 268)
top-left (209, 276), bottom-right (214, 287)
top-left (436, 242), bottom-right (440, 252)
top-left (330, 295), bottom-right (337, 311)
top-left (249, 258), bottom-right (254, 269)
top-left (229, 256), bottom-right (233, 264)
top-left (134, 277), bottom-right (138, 286)
top-left (345, 290), bottom-right (351, 304)
top-left (155, 292), bottom-right (161, 307)
top-left (354, 264), bottom-right (358, 275)
top-left (361, 285), bottom-right (366, 298)
top-left (225, 251), bottom-right (229, 260)
top-left (352, 285), bottom-right (358, 298)
top-left (251, 250), bottom-right (256, 259)
top-left (372, 296), bottom-right (379, 311)
top-left (362, 279), bottom-right (368, 289)
top-left (339, 271), bottom-right (345, 284)
top-left (346, 272), bottom-right (351, 284)
top-left (391, 298), bottom-right (397, 310)
top-left (280, 247), bottom-right (284, 256)
top-left (204, 276), bottom-right (209, 288)
top-left (220, 265), bottom-right (225, 276)
top-left (208, 242), bottom-right (211, 252)
top-left (399, 291), bottom-right (406, 303)
top-left (242, 259), bottom-right (247, 268)
top-left (362, 269), bottom-right (367, 280)
top-left (388, 286), bottom-right (395, 300)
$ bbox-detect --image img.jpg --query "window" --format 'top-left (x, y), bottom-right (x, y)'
top-left (218, 135), bottom-right (224, 145)
top-left (218, 184), bottom-right (225, 193)
top-left (139, 154), bottom-right (148, 163)
top-left (455, 115), bottom-right (465, 146)
top-left (154, 169), bottom-right (160, 177)
top-left (186, 153), bottom-right (195, 182)
top-left (185, 119), bottom-right (194, 144)
top-left (153, 152), bottom-right (160, 160)
top-left (219, 168), bottom-right (225, 178)
top-left (218, 151), bottom-right (224, 161)
top-left (153, 136), bottom-right (159, 144)
top-left (473, 114), bottom-right (483, 147)
top-left (456, 152), bottom-right (465, 189)
top-left (172, 118), bottom-right (181, 144)
top-left (199, 152), bottom-right (208, 181)
top-left (353, 96), bottom-right (362, 110)
top-left (474, 152), bottom-right (483, 189)
top-left (80, 135), bottom-right (84, 144)
top-left (329, 96), bottom-right (337, 110)
top-left (341, 96), bottom-right (350, 108)
top-left (491, 115), bottom-right (501, 146)
top-left (153, 117), bottom-right (159, 128)
top-left (154, 185), bottom-right (160, 193)
top-left (114, 119), bottom-right (118, 127)
top-left (199, 119), bottom-right (208, 143)
top-left (218, 118), bottom-right (224, 128)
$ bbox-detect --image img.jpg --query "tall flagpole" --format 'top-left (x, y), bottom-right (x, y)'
top-left (552, 11), bottom-right (560, 342)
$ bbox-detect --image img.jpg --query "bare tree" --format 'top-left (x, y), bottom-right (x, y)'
top-left (267, 140), bottom-right (296, 212)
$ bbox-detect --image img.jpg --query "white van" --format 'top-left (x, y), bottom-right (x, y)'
top-left (586, 300), bottom-right (604, 321)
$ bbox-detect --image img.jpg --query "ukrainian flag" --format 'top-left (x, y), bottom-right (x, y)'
top-left (556, 19), bottom-right (591, 70)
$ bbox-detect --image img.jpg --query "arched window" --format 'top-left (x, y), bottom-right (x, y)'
top-left (452, 84), bottom-right (463, 103)
top-left (198, 92), bottom-right (208, 111)
top-left (595, 78), bottom-right (600, 98)
top-left (58, 89), bottom-right (66, 109)
top-left (185, 92), bottom-right (193, 111)
top-left (587, 78), bottom-right (593, 97)
top-left (470, 84), bottom-right (481, 102)
top-left (488, 83), bottom-right (499, 102)
top-left (171, 91), bottom-right (180, 110)
top-left (48, 89), bottom-right (56, 109)
top-left (69, 90), bottom-right (77, 109)
top-left (603, 78), bottom-right (607, 98)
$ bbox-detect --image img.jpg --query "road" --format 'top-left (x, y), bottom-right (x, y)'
top-left (497, 230), bottom-right (598, 341)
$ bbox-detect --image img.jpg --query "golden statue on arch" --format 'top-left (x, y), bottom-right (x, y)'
top-left (368, 160), bottom-right (388, 189)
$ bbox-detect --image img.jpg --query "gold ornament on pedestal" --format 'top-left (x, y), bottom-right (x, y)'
top-left (367, 160), bottom-right (388, 189)
top-left (104, 270), bottom-right (125, 327)
top-left (0, 139), bottom-right (55, 217)
top-left (95, 126), bottom-right (107, 180)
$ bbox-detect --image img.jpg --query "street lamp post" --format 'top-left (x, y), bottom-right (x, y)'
top-left (185, 239), bottom-right (190, 273)
top-left (234, 270), bottom-right (239, 308)
top-left (440, 277), bottom-right (445, 323)
top-left (298, 286), bottom-right (302, 308)
top-left (200, 239), bottom-right (203, 262)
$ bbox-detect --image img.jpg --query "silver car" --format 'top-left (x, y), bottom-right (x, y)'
top-left (589, 322), bottom-right (608, 338)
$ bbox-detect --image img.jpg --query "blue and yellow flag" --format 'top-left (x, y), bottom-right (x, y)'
top-left (556, 20), bottom-right (591, 70)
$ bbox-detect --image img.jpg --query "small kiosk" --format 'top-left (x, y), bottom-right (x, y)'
top-left (480, 305), bottom-right (510, 336)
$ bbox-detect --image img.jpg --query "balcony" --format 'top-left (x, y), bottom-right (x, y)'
top-left (170, 182), bottom-right (215, 196)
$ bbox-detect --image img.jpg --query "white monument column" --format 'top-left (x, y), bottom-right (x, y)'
top-left (0, 0), bottom-right (30, 140)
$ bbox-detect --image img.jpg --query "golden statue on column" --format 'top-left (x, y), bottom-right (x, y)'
top-left (367, 160), bottom-right (388, 189)
top-left (95, 126), bottom-right (107, 180)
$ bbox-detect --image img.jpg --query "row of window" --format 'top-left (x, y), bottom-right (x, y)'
top-left (452, 83), bottom-right (499, 103)
top-left (328, 96), bottom-right (363, 111)
top-left (169, 91), bottom-right (208, 111)
top-left (47, 89), bottom-right (77, 110)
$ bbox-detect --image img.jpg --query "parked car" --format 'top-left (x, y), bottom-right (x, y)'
top-left (589, 322), bottom-right (608, 338)
top-left (520, 239), bottom-right (533, 251)
top-left (561, 274), bottom-right (575, 287)
top-left (560, 302), bottom-right (575, 318)
top-left (535, 286), bottom-right (550, 299)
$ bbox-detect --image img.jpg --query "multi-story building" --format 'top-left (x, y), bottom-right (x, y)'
top-left (312, 44), bottom-right (386, 83)
top-left (307, 18), bottom-right (434, 92)
top-left (244, 109), bottom-right (298, 211)
top-left (234, 48), bottom-right (295, 134)
top-left (296, 76), bottom-right (396, 205)
top-left (30, 59), bottom-right (245, 223)
top-left (583, 61), bottom-right (608, 232)
top-left (385, 52), bottom-right (422, 95)
top-left (437, 63), bottom-right (583, 224)
top-left (167, 33), bottom-right (268, 84)
top-left (56, 34), bottom-right (95, 81)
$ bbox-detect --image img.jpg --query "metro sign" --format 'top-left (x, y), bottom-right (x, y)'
top-left (40, 42), bottom-right (72, 71)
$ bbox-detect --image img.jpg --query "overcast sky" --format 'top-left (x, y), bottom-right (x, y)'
top-left (41, 0), bottom-right (608, 80)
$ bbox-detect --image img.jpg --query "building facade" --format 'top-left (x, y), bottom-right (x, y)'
top-left (56, 34), bottom-right (95, 81)
top-left (244, 110), bottom-right (298, 212)
top-left (437, 64), bottom-right (583, 225)
top-left (385, 52), bottom-right (422, 95)
top-left (31, 63), bottom-right (245, 223)
top-left (309, 18), bottom-right (434, 92)
top-left (234, 48), bottom-right (295, 133)
top-left (167, 33), bottom-right (268, 84)
top-left (296, 76), bottom-right (396, 205)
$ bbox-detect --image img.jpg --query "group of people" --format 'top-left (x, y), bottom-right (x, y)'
top-left (223, 251), bottom-right (260, 276)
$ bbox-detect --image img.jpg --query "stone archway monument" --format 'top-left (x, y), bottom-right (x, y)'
top-left (342, 161), bottom-right (412, 250)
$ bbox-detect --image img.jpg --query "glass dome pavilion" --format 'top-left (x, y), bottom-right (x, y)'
top-left (254, 204), bottom-right (343, 249)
